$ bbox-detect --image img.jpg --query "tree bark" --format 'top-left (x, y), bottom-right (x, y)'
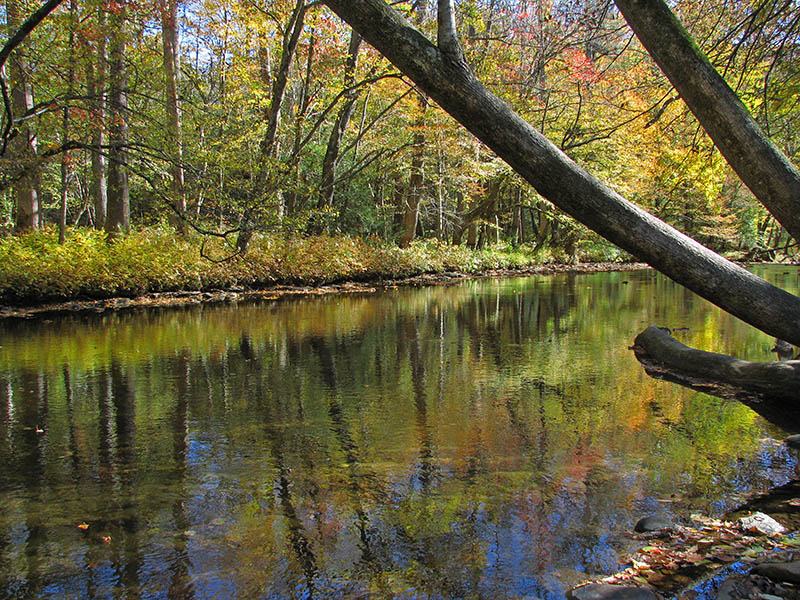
top-left (633, 325), bottom-right (800, 402)
top-left (160, 0), bottom-right (186, 231)
top-left (106, 4), bottom-right (130, 237)
top-left (86, 12), bottom-right (107, 230)
top-left (313, 30), bottom-right (362, 234)
top-left (398, 1), bottom-right (429, 249)
top-left (238, 0), bottom-right (305, 252)
top-left (6, 0), bottom-right (39, 233)
top-left (59, 0), bottom-right (77, 244)
top-left (321, 0), bottom-right (800, 346)
top-left (613, 0), bottom-right (800, 245)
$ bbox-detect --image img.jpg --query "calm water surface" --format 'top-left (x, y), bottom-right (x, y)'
top-left (1, 267), bottom-right (799, 599)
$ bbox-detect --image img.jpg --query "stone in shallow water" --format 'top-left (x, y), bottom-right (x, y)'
top-left (633, 515), bottom-right (673, 533)
top-left (738, 512), bottom-right (786, 537)
top-left (752, 561), bottom-right (800, 584)
top-left (567, 584), bottom-right (657, 600)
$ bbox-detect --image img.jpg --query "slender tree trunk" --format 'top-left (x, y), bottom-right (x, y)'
top-left (399, 120), bottom-right (426, 248)
top-left (313, 31), bottom-right (362, 234)
top-left (106, 3), bottom-right (130, 237)
top-left (6, 0), bottom-right (39, 233)
top-left (398, 2), bottom-right (429, 248)
top-left (322, 0), bottom-right (800, 345)
top-left (160, 0), bottom-right (186, 232)
top-left (59, 0), bottom-right (77, 244)
top-left (238, 0), bottom-right (305, 252)
top-left (614, 0), bottom-right (800, 244)
top-left (87, 8), bottom-right (107, 230)
top-left (285, 28), bottom-right (316, 217)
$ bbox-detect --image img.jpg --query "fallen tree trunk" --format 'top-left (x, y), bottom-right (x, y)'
top-left (633, 326), bottom-right (800, 420)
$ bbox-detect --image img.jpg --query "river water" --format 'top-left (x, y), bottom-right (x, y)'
top-left (0, 267), bottom-right (798, 599)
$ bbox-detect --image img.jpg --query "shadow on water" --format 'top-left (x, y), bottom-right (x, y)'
top-left (0, 266), bottom-right (797, 598)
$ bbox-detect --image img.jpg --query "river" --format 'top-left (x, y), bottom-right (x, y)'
top-left (0, 266), bottom-right (798, 599)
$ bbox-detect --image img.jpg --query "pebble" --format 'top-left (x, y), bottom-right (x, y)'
top-left (567, 584), bottom-right (657, 600)
top-left (633, 515), bottom-right (673, 533)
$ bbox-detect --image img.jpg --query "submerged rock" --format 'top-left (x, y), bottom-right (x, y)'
top-left (633, 515), bottom-right (673, 533)
top-left (752, 561), bottom-right (800, 584)
top-left (567, 583), bottom-right (657, 599)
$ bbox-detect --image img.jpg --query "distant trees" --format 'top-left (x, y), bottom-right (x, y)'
top-left (0, 0), bottom-right (797, 265)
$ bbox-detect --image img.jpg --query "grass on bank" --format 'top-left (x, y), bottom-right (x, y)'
top-left (0, 227), bottom-right (626, 305)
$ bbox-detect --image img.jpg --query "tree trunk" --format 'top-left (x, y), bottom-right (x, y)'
top-left (313, 30), bottom-right (362, 234)
top-left (106, 4), bottom-right (130, 237)
top-left (398, 2), bottom-right (429, 249)
top-left (260, 0), bottom-right (304, 165)
top-left (59, 0), bottom-right (77, 244)
top-left (321, 0), bottom-right (800, 346)
top-left (6, 0), bottom-right (39, 233)
top-left (399, 121), bottom-right (425, 248)
top-left (614, 0), bottom-right (800, 245)
top-left (238, 0), bottom-right (305, 251)
top-left (86, 7), bottom-right (107, 230)
top-left (160, 0), bottom-right (186, 231)
top-left (633, 325), bottom-right (800, 402)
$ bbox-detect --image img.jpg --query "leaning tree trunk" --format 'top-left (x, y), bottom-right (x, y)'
top-left (321, 0), bottom-right (800, 346)
top-left (238, 0), bottom-right (305, 252)
top-left (613, 0), bottom-right (800, 245)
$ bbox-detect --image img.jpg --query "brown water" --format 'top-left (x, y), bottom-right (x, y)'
top-left (0, 267), bottom-right (798, 599)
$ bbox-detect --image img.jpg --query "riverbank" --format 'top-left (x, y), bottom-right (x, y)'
top-left (0, 260), bottom-right (649, 320)
top-left (0, 227), bottom-right (644, 318)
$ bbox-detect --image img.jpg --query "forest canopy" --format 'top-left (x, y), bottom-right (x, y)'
top-left (1, 0), bottom-right (799, 263)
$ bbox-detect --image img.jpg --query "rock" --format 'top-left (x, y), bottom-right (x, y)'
top-left (567, 584), bottom-right (657, 600)
top-left (739, 512), bottom-right (787, 537)
top-left (633, 515), bottom-right (673, 533)
top-left (785, 434), bottom-right (800, 449)
top-left (752, 561), bottom-right (800, 584)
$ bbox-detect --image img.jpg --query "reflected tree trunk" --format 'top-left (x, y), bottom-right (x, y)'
top-left (110, 361), bottom-right (141, 589)
top-left (169, 352), bottom-right (194, 599)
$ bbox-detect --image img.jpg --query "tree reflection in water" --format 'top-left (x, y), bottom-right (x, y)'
top-left (0, 267), bottom-right (797, 599)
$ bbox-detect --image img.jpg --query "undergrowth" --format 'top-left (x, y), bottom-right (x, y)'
top-left (0, 227), bottom-right (610, 304)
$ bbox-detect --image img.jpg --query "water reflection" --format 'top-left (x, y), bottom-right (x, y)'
top-left (0, 267), bottom-right (797, 599)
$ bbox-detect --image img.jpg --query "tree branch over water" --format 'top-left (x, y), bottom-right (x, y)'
top-left (0, 0), bottom-right (65, 156)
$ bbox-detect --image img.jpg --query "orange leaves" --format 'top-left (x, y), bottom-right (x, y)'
top-left (564, 49), bottom-right (601, 86)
